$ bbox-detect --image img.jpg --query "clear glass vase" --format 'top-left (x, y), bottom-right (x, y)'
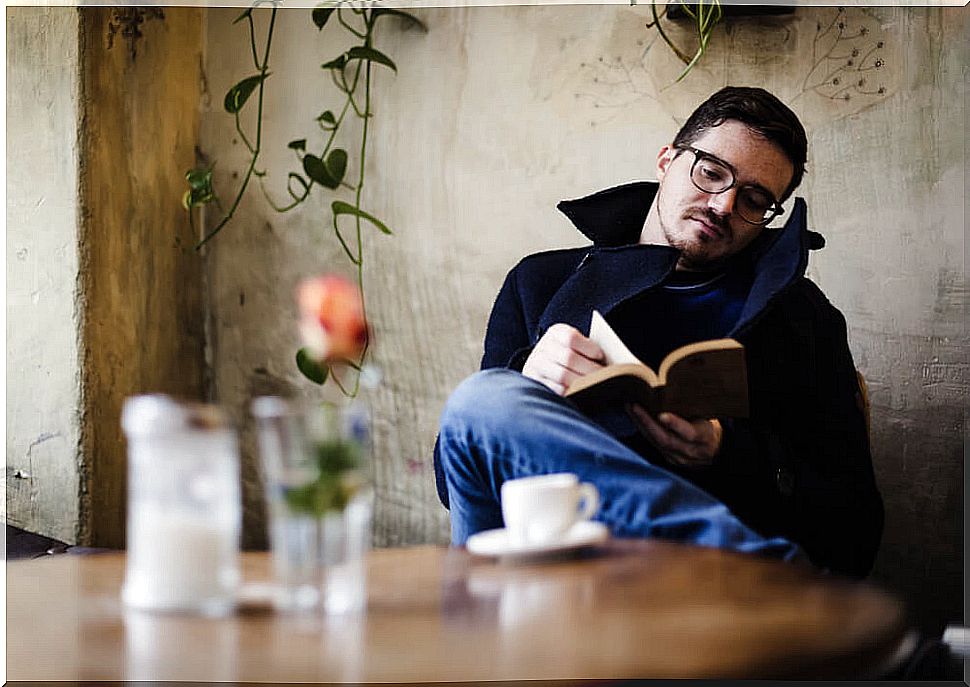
top-left (252, 396), bottom-right (373, 614)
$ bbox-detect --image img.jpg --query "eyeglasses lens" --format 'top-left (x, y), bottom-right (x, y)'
top-left (738, 189), bottom-right (775, 224)
top-left (690, 154), bottom-right (777, 225)
top-left (691, 157), bottom-right (732, 194)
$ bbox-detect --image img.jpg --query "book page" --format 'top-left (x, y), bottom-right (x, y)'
top-left (588, 311), bottom-right (642, 366)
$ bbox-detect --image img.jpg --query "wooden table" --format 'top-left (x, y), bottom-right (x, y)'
top-left (7, 540), bottom-right (912, 681)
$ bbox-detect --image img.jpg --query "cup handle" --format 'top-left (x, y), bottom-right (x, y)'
top-left (577, 483), bottom-right (599, 521)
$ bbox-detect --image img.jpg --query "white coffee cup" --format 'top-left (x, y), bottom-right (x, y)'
top-left (500, 473), bottom-right (599, 545)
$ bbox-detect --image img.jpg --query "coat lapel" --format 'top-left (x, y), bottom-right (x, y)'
top-left (536, 244), bottom-right (679, 337)
top-left (731, 198), bottom-right (810, 336)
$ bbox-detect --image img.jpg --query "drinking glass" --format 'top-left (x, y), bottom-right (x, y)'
top-left (252, 396), bottom-right (373, 613)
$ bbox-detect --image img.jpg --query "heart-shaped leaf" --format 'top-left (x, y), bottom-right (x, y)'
top-left (312, 7), bottom-right (335, 29)
top-left (325, 149), bottom-right (347, 184)
top-left (288, 139), bottom-right (307, 151)
top-left (297, 348), bottom-right (329, 385)
top-left (224, 74), bottom-right (268, 114)
top-left (317, 110), bottom-right (337, 127)
top-left (303, 154), bottom-right (339, 189)
top-left (321, 54), bottom-right (347, 71)
top-left (346, 46), bottom-right (397, 73)
top-left (332, 201), bottom-right (393, 235)
top-left (371, 8), bottom-right (428, 32)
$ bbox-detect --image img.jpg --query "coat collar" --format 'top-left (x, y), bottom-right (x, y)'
top-left (539, 181), bottom-right (824, 338)
top-left (556, 181), bottom-right (658, 247)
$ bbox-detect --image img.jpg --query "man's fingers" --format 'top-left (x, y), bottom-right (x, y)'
top-left (542, 379), bottom-right (566, 396)
top-left (657, 412), bottom-right (699, 442)
top-left (629, 404), bottom-right (674, 449)
top-left (548, 324), bottom-right (605, 363)
top-left (530, 358), bottom-right (581, 394)
top-left (523, 324), bottom-right (606, 393)
top-left (629, 405), bottom-right (696, 461)
top-left (552, 347), bottom-right (605, 377)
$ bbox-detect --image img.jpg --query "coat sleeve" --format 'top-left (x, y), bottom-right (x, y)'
top-left (480, 264), bottom-right (536, 371)
top-left (787, 295), bottom-right (884, 577)
top-left (709, 286), bottom-right (884, 578)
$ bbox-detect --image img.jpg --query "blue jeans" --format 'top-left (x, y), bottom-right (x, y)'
top-left (437, 368), bottom-right (805, 563)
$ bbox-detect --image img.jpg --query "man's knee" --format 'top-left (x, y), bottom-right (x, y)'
top-left (440, 368), bottom-right (538, 434)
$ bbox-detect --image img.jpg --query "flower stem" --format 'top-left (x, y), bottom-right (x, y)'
top-left (349, 13), bottom-right (375, 398)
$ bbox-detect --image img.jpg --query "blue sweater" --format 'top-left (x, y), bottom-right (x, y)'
top-left (609, 263), bottom-right (752, 371)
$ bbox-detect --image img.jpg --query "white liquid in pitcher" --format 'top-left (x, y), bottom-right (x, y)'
top-left (123, 508), bottom-right (239, 614)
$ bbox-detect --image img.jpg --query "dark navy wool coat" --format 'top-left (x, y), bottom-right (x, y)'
top-left (435, 181), bottom-right (884, 578)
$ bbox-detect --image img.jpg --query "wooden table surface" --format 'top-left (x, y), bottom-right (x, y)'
top-left (7, 540), bottom-right (912, 681)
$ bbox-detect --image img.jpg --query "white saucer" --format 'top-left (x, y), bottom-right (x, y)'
top-left (466, 521), bottom-right (609, 559)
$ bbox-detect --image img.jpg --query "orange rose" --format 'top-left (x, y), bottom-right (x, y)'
top-left (297, 275), bottom-right (368, 363)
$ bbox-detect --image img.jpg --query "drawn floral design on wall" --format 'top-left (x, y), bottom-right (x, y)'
top-left (571, 10), bottom-right (666, 126)
top-left (793, 7), bottom-right (890, 106)
top-left (570, 7), bottom-right (896, 130)
top-left (576, 48), bottom-right (660, 120)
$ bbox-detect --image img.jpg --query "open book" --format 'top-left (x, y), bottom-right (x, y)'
top-left (564, 311), bottom-right (749, 419)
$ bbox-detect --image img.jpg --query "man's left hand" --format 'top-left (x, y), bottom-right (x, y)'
top-left (627, 404), bottom-right (723, 469)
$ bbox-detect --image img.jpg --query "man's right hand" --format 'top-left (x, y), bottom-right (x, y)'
top-left (522, 323), bottom-right (606, 395)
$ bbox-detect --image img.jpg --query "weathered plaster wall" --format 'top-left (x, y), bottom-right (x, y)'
top-left (77, 7), bottom-right (207, 547)
top-left (6, 7), bottom-right (82, 543)
top-left (201, 6), bottom-right (967, 630)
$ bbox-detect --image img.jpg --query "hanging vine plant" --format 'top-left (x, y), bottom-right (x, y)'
top-left (183, 1), bottom-right (427, 397)
top-left (646, 0), bottom-right (723, 82)
top-left (646, 3), bottom-right (795, 82)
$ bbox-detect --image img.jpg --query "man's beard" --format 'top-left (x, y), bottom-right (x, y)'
top-left (658, 196), bottom-right (730, 271)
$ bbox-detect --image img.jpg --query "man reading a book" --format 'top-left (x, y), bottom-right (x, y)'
top-left (433, 86), bottom-right (883, 577)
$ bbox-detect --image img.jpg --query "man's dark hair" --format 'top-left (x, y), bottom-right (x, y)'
top-left (673, 86), bottom-right (807, 201)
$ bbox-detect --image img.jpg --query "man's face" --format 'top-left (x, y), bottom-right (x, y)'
top-left (646, 120), bottom-right (795, 270)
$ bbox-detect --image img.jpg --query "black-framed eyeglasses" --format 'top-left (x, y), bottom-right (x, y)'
top-left (675, 146), bottom-right (785, 226)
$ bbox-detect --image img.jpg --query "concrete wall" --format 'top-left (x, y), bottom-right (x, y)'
top-left (6, 7), bottom-right (83, 543)
top-left (201, 5), bottom-right (967, 631)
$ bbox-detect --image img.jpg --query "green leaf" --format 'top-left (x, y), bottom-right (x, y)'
top-left (332, 200), bottom-right (393, 235)
top-left (183, 167), bottom-right (215, 209)
top-left (303, 154), bottom-right (340, 189)
top-left (346, 46), bottom-right (397, 72)
top-left (185, 167), bottom-right (212, 189)
top-left (371, 8), bottom-right (428, 32)
top-left (317, 110), bottom-right (337, 126)
top-left (312, 7), bottom-right (335, 29)
top-left (325, 149), bottom-right (347, 183)
top-left (288, 139), bottom-right (307, 151)
top-left (224, 73), bottom-right (269, 114)
top-left (296, 348), bottom-right (329, 385)
top-left (182, 185), bottom-right (215, 210)
top-left (233, 7), bottom-right (252, 24)
top-left (321, 54), bottom-right (347, 71)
